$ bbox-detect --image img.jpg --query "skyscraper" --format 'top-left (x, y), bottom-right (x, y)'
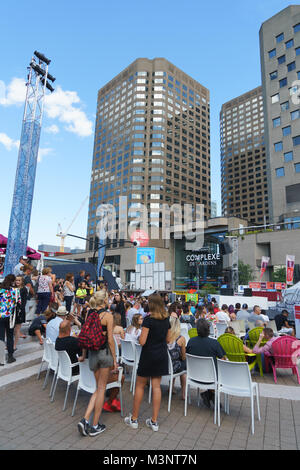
top-left (220, 86), bottom-right (269, 225)
top-left (260, 5), bottom-right (300, 225)
top-left (87, 58), bottom-right (210, 282)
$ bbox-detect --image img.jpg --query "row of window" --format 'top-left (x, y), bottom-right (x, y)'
top-left (276, 163), bottom-right (300, 177)
top-left (275, 135), bottom-right (300, 151)
top-left (268, 24), bottom-right (300, 58)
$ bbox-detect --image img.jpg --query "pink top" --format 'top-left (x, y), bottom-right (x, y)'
top-left (253, 337), bottom-right (277, 356)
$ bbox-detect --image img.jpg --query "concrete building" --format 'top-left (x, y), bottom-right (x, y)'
top-left (220, 86), bottom-right (269, 225)
top-left (260, 5), bottom-right (300, 225)
top-left (86, 57), bottom-right (211, 281)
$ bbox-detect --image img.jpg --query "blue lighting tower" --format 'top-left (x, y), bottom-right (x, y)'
top-left (4, 51), bottom-right (55, 276)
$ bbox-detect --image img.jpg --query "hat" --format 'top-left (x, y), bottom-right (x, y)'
top-left (56, 306), bottom-right (68, 316)
top-left (242, 303), bottom-right (248, 309)
top-left (21, 256), bottom-right (28, 260)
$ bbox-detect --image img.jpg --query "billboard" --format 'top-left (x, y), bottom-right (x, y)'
top-left (136, 247), bottom-right (156, 265)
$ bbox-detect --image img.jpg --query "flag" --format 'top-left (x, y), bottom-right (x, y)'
top-left (286, 255), bottom-right (295, 285)
top-left (260, 256), bottom-right (270, 280)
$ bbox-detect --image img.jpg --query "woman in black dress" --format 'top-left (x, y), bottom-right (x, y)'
top-left (113, 292), bottom-right (126, 328)
top-left (125, 294), bottom-right (171, 432)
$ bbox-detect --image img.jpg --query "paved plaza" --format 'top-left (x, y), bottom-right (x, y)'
top-left (1, 366), bottom-right (300, 451)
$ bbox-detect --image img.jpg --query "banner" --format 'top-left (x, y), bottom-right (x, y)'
top-left (294, 305), bottom-right (300, 339)
top-left (286, 255), bottom-right (295, 285)
top-left (260, 256), bottom-right (270, 280)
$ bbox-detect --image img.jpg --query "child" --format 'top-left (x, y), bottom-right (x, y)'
top-left (75, 281), bottom-right (87, 316)
top-left (113, 313), bottom-right (125, 349)
top-left (125, 314), bottom-right (143, 343)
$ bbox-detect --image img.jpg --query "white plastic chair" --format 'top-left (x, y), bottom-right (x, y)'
top-left (114, 335), bottom-right (120, 363)
top-left (268, 320), bottom-right (278, 335)
top-left (148, 350), bottom-right (186, 412)
top-left (209, 322), bottom-right (216, 338)
top-left (37, 338), bottom-right (52, 380)
top-left (229, 321), bottom-right (242, 337)
top-left (217, 359), bottom-right (261, 434)
top-left (126, 317), bottom-right (131, 328)
top-left (132, 343), bottom-right (142, 394)
top-left (181, 330), bottom-right (190, 345)
top-left (71, 360), bottom-right (124, 417)
top-left (235, 319), bottom-right (246, 337)
top-left (184, 354), bottom-right (218, 424)
top-left (42, 341), bottom-right (59, 397)
top-left (180, 323), bottom-right (189, 333)
top-left (50, 351), bottom-right (80, 410)
top-left (216, 323), bottom-right (228, 338)
top-left (120, 339), bottom-right (136, 392)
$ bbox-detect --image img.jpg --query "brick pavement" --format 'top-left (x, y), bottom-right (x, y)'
top-left (1, 372), bottom-right (300, 450)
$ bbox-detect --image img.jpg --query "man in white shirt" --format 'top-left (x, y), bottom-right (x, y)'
top-left (13, 256), bottom-right (28, 277)
top-left (127, 302), bottom-right (141, 325)
top-left (215, 305), bottom-right (230, 323)
top-left (46, 306), bottom-right (68, 343)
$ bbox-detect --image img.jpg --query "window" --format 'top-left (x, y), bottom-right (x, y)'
top-left (269, 48), bottom-right (276, 58)
top-left (284, 151), bottom-right (293, 162)
top-left (274, 141), bottom-right (283, 152)
top-left (271, 93), bottom-right (280, 103)
top-left (294, 23), bottom-right (300, 33)
top-left (278, 55), bottom-right (286, 65)
top-left (286, 39), bottom-right (294, 49)
top-left (279, 78), bottom-right (287, 88)
top-left (291, 110), bottom-right (300, 120)
top-left (281, 101), bottom-right (289, 111)
top-left (287, 61), bottom-right (296, 72)
top-left (276, 33), bottom-right (284, 43)
top-left (270, 71), bottom-right (278, 80)
top-left (276, 167), bottom-right (285, 177)
top-left (293, 135), bottom-right (300, 146)
top-left (296, 47), bottom-right (300, 56)
top-left (282, 126), bottom-right (291, 136)
top-left (295, 163), bottom-right (300, 173)
top-left (273, 117), bottom-right (281, 128)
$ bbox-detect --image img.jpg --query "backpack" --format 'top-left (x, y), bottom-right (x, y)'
top-left (78, 309), bottom-right (107, 351)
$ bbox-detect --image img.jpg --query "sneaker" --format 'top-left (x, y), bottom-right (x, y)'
top-left (77, 418), bottom-right (90, 437)
top-left (111, 398), bottom-right (121, 412)
top-left (146, 418), bottom-right (159, 432)
top-left (88, 423), bottom-right (106, 437)
top-left (7, 356), bottom-right (16, 364)
top-left (124, 414), bottom-right (138, 429)
top-left (103, 401), bottom-right (115, 413)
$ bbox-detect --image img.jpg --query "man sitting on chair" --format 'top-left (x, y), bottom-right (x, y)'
top-left (186, 319), bottom-right (226, 408)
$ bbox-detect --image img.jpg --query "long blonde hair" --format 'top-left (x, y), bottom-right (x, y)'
top-left (168, 316), bottom-right (181, 343)
top-left (148, 294), bottom-right (168, 320)
top-left (89, 290), bottom-right (108, 309)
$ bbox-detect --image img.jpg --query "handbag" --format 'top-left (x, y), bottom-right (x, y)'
top-left (78, 309), bottom-right (107, 351)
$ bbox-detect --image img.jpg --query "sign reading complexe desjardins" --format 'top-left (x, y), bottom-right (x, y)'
top-left (186, 252), bottom-right (222, 266)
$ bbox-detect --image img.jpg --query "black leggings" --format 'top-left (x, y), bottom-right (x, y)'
top-left (64, 296), bottom-right (74, 313)
top-left (0, 317), bottom-right (14, 356)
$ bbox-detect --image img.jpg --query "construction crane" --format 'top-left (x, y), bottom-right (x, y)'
top-left (56, 196), bottom-right (88, 252)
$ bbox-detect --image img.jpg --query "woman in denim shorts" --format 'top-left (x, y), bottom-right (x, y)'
top-left (77, 290), bottom-right (117, 437)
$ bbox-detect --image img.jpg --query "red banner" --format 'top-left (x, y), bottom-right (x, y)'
top-left (260, 256), bottom-right (270, 280)
top-left (286, 255), bottom-right (295, 285)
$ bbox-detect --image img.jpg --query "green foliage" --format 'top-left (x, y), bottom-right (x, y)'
top-left (200, 283), bottom-right (218, 295)
top-left (238, 260), bottom-right (254, 285)
top-left (272, 267), bottom-right (286, 282)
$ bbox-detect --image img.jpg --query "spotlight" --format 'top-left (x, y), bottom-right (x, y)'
top-left (41, 78), bottom-right (55, 93)
top-left (47, 72), bottom-right (56, 82)
top-left (30, 62), bottom-right (46, 76)
top-left (34, 50), bottom-right (51, 65)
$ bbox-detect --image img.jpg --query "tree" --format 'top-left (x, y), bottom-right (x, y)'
top-left (272, 266), bottom-right (286, 282)
top-left (238, 260), bottom-right (254, 285)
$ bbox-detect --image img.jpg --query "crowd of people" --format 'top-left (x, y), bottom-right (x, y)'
top-left (0, 257), bottom-right (297, 436)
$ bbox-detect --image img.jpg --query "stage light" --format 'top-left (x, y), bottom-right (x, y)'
top-left (34, 50), bottom-right (51, 65)
top-left (47, 72), bottom-right (56, 82)
top-left (41, 78), bottom-right (54, 93)
top-left (30, 62), bottom-right (46, 76)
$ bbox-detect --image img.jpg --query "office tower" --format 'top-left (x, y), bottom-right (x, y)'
top-left (260, 5), bottom-right (300, 224)
top-left (86, 58), bottom-right (210, 279)
top-left (211, 200), bottom-right (217, 218)
top-left (220, 86), bottom-right (269, 225)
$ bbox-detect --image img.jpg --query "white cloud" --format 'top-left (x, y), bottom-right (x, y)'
top-left (37, 147), bottom-right (53, 162)
top-left (0, 78), bottom-right (93, 138)
top-left (0, 132), bottom-right (19, 150)
top-left (0, 78), bottom-right (26, 106)
top-left (44, 86), bottom-right (93, 137)
top-left (45, 124), bottom-right (59, 134)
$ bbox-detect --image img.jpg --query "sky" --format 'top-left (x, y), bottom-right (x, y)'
top-left (0, 0), bottom-right (294, 250)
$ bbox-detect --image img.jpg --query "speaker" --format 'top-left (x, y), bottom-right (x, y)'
top-left (244, 288), bottom-right (253, 297)
top-left (220, 241), bottom-right (232, 255)
top-left (220, 288), bottom-right (234, 296)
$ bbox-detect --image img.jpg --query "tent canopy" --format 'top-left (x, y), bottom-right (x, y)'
top-left (0, 234), bottom-right (41, 259)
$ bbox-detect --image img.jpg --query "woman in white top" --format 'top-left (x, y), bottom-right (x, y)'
top-left (36, 268), bottom-right (53, 315)
top-left (215, 304), bottom-right (231, 323)
top-left (125, 314), bottom-right (143, 343)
